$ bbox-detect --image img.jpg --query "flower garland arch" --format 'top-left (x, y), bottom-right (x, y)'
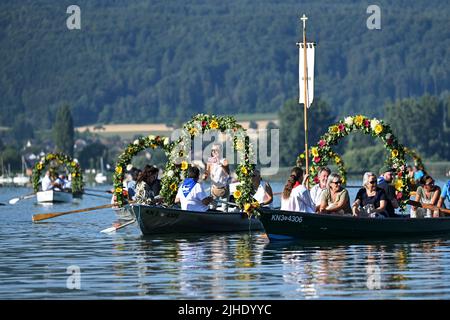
top-left (113, 135), bottom-right (172, 207)
top-left (32, 153), bottom-right (83, 193)
top-left (403, 147), bottom-right (425, 172)
top-left (297, 150), bottom-right (347, 185)
top-left (160, 114), bottom-right (258, 214)
top-left (307, 115), bottom-right (410, 211)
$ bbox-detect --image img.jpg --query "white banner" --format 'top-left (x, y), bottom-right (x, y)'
top-left (298, 43), bottom-right (315, 108)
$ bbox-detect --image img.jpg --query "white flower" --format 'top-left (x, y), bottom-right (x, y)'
top-left (370, 119), bottom-right (380, 130)
top-left (148, 135), bottom-right (155, 140)
top-left (133, 139), bottom-right (140, 145)
top-left (344, 116), bottom-right (353, 126)
top-left (167, 170), bottom-right (174, 177)
top-left (163, 137), bottom-right (169, 145)
top-left (126, 164), bottom-right (133, 171)
top-left (385, 133), bottom-right (392, 140)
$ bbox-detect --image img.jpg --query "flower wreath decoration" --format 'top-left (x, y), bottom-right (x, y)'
top-left (32, 153), bottom-right (83, 193)
top-left (113, 135), bottom-right (172, 207)
top-left (307, 115), bottom-right (410, 211)
top-left (297, 150), bottom-right (347, 185)
top-left (160, 114), bottom-right (258, 215)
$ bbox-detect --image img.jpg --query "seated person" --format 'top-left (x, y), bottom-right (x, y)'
top-left (310, 167), bottom-right (331, 211)
top-left (411, 175), bottom-right (441, 218)
top-left (135, 165), bottom-right (161, 205)
top-left (437, 180), bottom-right (450, 210)
top-left (175, 166), bottom-right (213, 212)
top-left (280, 167), bottom-right (315, 213)
top-left (252, 169), bottom-right (273, 208)
top-left (352, 172), bottom-right (387, 218)
top-left (319, 173), bottom-right (351, 215)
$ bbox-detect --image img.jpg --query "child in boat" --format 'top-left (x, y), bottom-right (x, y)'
top-left (175, 166), bottom-right (213, 212)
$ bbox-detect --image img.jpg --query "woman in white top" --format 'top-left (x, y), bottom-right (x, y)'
top-left (175, 166), bottom-right (213, 212)
top-left (252, 169), bottom-right (273, 208)
top-left (280, 167), bottom-right (315, 213)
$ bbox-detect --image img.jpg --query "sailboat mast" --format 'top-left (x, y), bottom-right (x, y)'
top-left (300, 14), bottom-right (309, 174)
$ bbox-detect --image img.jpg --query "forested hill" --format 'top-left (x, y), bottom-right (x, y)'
top-left (1, 0), bottom-right (449, 128)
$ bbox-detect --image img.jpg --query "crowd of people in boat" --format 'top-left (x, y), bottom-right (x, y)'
top-left (117, 143), bottom-right (449, 218)
top-left (41, 170), bottom-right (72, 192)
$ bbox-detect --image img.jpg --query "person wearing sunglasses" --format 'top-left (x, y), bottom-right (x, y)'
top-left (411, 175), bottom-right (441, 218)
top-left (319, 173), bottom-right (351, 215)
top-left (352, 172), bottom-right (387, 218)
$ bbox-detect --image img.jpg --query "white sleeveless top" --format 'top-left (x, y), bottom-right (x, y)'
top-left (210, 160), bottom-right (230, 188)
top-left (253, 181), bottom-right (272, 208)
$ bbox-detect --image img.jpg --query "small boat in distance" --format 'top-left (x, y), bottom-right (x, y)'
top-left (127, 204), bottom-right (264, 235)
top-left (258, 209), bottom-right (450, 241)
top-left (36, 190), bottom-right (73, 203)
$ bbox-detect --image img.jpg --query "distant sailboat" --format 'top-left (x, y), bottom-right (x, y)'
top-left (95, 157), bottom-right (107, 184)
top-left (0, 158), bottom-right (13, 185)
top-left (13, 156), bottom-right (31, 185)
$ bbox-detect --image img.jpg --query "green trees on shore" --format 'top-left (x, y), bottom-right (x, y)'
top-left (54, 105), bottom-right (74, 157)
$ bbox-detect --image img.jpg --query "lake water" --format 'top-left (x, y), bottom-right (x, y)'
top-left (1, 179), bottom-right (450, 300)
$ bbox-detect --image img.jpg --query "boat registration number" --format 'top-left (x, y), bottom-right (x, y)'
top-left (271, 214), bottom-right (303, 223)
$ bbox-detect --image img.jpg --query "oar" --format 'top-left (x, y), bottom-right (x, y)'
top-left (82, 192), bottom-right (111, 199)
top-left (32, 203), bottom-right (113, 222)
top-left (83, 188), bottom-right (112, 194)
top-left (407, 200), bottom-right (450, 216)
top-left (0, 203), bottom-right (6, 206)
top-left (9, 193), bottom-right (35, 205)
top-left (100, 219), bottom-right (136, 234)
top-left (215, 199), bottom-right (239, 207)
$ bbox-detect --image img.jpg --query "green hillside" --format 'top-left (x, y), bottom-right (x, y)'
top-left (0, 0), bottom-right (449, 129)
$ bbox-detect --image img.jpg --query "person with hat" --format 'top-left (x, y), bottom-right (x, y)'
top-left (377, 165), bottom-right (399, 217)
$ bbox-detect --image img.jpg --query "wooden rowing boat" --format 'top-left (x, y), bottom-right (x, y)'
top-left (258, 208), bottom-right (450, 241)
top-left (36, 190), bottom-right (73, 203)
top-left (127, 204), bottom-right (264, 235)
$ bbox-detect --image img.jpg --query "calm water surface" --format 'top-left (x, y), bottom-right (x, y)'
top-left (1, 180), bottom-right (450, 299)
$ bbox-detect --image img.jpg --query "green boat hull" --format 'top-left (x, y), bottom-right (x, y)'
top-left (258, 209), bottom-right (450, 241)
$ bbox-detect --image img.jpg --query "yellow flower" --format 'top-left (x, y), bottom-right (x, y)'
top-left (330, 125), bottom-right (339, 134)
top-left (241, 166), bottom-right (248, 175)
top-left (170, 182), bottom-right (178, 191)
top-left (299, 153), bottom-right (305, 159)
top-left (354, 115), bottom-right (364, 126)
top-left (210, 120), bottom-right (219, 130)
top-left (233, 190), bottom-right (242, 199)
top-left (394, 179), bottom-right (404, 191)
top-left (251, 201), bottom-right (260, 208)
top-left (235, 140), bottom-right (245, 151)
top-left (150, 143), bottom-right (157, 149)
top-left (115, 187), bottom-right (122, 193)
top-left (71, 161), bottom-right (76, 167)
top-left (37, 163), bottom-right (43, 170)
top-left (189, 127), bottom-right (198, 136)
top-left (374, 124), bottom-right (383, 135)
top-left (244, 203), bottom-right (252, 212)
top-left (71, 173), bottom-right (76, 178)
top-left (115, 166), bottom-right (123, 174)
top-left (181, 161), bottom-right (189, 171)
top-left (335, 156), bottom-right (341, 164)
top-left (391, 149), bottom-right (399, 158)
top-left (311, 147), bottom-right (319, 157)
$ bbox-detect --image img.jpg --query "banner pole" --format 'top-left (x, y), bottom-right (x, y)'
top-left (300, 14), bottom-right (309, 175)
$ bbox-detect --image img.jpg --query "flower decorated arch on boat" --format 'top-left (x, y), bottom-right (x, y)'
top-left (32, 153), bottom-right (83, 193)
top-left (113, 135), bottom-right (172, 207)
top-left (403, 147), bottom-right (425, 172)
top-left (160, 114), bottom-right (258, 214)
top-left (307, 115), bottom-right (410, 211)
top-left (297, 150), bottom-right (347, 185)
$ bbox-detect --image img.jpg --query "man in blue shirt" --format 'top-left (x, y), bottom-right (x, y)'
top-left (437, 180), bottom-right (450, 209)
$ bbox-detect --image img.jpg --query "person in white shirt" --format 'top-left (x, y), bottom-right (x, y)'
top-left (310, 167), bottom-right (331, 211)
top-left (176, 166), bottom-right (214, 212)
top-left (41, 171), bottom-right (53, 191)
top-left (252, 169), bottom-right (273, 208)
top-left (280, 167), bottom-right (315, 213)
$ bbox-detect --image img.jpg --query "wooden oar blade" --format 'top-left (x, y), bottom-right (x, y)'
top-left (32, 203), bottom-right (113, 222)
top-left (100, 219), bottom-right (136, 233)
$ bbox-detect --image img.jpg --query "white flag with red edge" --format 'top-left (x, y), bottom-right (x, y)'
top-left (298, 42), bottom-right (315, 108)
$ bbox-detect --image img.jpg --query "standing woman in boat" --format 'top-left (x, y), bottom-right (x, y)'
top-left (252, 169), bottom-right (273, 208)
top-left (280, 167), bottom-right (315, 213)
top-left (319, 173), bottom-right (351, 215)
top-left (352, 172), bottom-right (387, 217)
top-left (411, 175), bottom-right (441, 218)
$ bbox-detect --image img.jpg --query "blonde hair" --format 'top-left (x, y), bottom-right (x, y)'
top-left (362, 172), bottom-right (376, 187)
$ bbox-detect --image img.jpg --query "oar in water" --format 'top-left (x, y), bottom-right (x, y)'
top-left (9, 193), bottom-right (35, 205)
top-left (0, 203), bottom-right (6, 206)
top-left (100, 219), bottom-right (136, 234)
top-left (407, 200), bottom-right (450, 216)
top-left (32, 203), bottom-right (114, 222)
